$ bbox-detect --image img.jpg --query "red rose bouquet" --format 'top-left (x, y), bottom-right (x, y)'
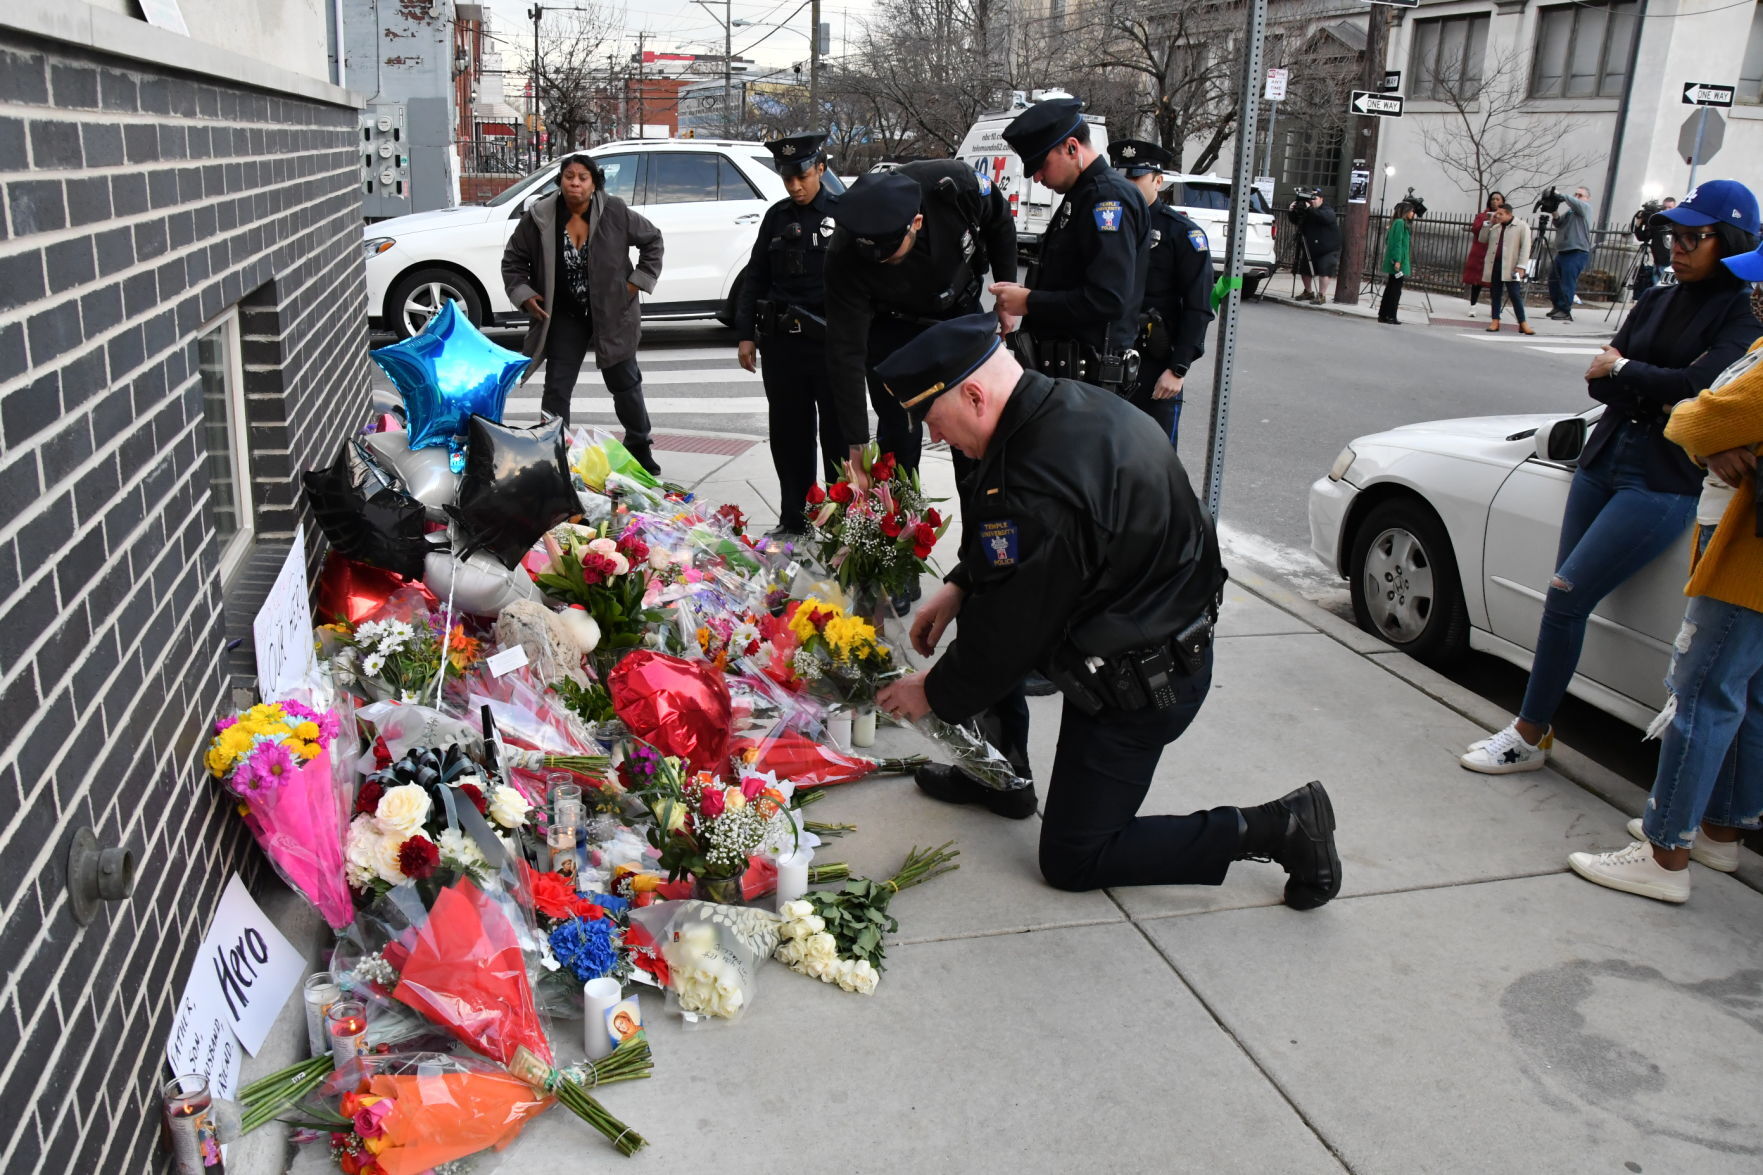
top-left (806, 443), bottom-right (950, 604)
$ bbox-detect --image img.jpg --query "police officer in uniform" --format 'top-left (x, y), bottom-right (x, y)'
top-left (990, 98), bottom-right (1147, 394)
top-left (824, 162), bottom-right (1018, 478)
top-left (1108, 138), bottom-right (1215, 446)
top-left (734, 132), bottom-right (841, 535)
top-left (873, 313), bottom-right (1341, 906)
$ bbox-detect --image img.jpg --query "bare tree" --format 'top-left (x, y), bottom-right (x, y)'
top-left (1072, 0), bottom-right (1239, 169)
top-left (519, 8), bottom-right (620, 155)
top-left (1418, 46), bottom-right (1602, 207)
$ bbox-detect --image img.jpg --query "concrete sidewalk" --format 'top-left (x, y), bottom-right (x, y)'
top-left (1260, 282), bottom-right (1629, 336)
top-left (274, 434), bottom-right (1763, 1173)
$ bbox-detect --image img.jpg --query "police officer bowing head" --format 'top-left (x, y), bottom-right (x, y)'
top-left (767, 130), bottom-right (829, 203)
top-left (872, 312), bottom-right (1341, 908)
top-left (1002, 97), bottom-right (1091, 194)
top-left (832, 172), bottom-right (923, 265)
top-left (1108, 138), bottom-right (1173, 204)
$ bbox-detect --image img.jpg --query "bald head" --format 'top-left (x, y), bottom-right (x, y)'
top-left (922, 345), bottom-right (1023, 459)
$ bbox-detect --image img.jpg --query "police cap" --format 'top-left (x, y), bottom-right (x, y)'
top-left (1108, 138), bottom-right (1172, 178)
top-left (764, 131), bottom-right (828, 177)
top-left (1002, 97), bottom-right (1085, 176)
top-left (874, 311), bottom-right (1004, 425)
top-left (833, 172), bottom-right (923, 263)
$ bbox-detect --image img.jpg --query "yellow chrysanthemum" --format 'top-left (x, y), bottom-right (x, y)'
top-left (293, 720), bottom-right (320, 741)
top-left (205, 745), bottom-right (235, 777)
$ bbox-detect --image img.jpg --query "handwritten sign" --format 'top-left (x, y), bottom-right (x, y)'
top-left (165, 874), bottom-right (305, 1098)
top-left (253, 525), bottom-right (314, 701)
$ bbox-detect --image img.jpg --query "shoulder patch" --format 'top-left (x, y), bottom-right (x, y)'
top-left (1188, 227), bottom-right (1209, 253)
top-left (976, 173), bottom-right (992, 196)
top-left (980, 519), bottom-right (1020, 567)
top-left (1094, 200), bottom-right (1123, 232)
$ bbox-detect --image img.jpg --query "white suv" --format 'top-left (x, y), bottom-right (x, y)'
top-left (1160, 173), bottom-right (1278, 296)
top-left (364, 139), bottom-right (827, 338)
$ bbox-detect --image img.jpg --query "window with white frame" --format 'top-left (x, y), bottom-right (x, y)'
top-left (1740, 2), bottom-right (1763, 104)
top-left (1409, 13), bottom-right (1490, 101)
top-left (1531, 1), bottom-right (1639, 99)
top-left (197, 309), bottom-right (254, 584)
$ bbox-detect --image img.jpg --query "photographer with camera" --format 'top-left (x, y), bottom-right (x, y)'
top-left (1631, 196), bottom-right (1676, 289)
top-left (1287, 188), bottom-right (1341, 303)
top-left (1539, 184), bottom-right (1595, 322)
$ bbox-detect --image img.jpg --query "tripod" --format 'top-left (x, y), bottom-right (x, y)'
top-left (1604, 238), bottom-right (1663, 327)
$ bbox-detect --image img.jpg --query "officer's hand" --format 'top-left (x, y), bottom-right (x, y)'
top-left (1152, 370), bottom-right (1184, 401)
top-left (996, 307), bottom-right (1020, 336)
top-left (877, 672), bottom-right (932, 723)
top-left (522, 295), bottom-right (549, 321)
top-left (988, 282), bottom-right (1030, 317)
top-left (1705, 446), bottom-right (1757, 488)
top-left (737, 340), bottom-right (758, 373)
top-left (910, 582), bottom-right (964, 658)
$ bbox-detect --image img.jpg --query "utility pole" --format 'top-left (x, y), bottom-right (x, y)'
top-left (724, 0), bottom-right (733, 137)
top-left (1335, 3), bottom-right (1386, 307)
top-left (809, 0), bottom-right (821, 117)
top-left (636, 31), bottom-right (646, 139)
top-left (527, 4), bottom-right (543, 170)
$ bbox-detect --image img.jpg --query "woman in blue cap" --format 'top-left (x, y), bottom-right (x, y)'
top-left (1462, 179), bottom-right (1763, 774)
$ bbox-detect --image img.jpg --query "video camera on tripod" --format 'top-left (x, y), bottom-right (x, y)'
top-left (1534, 185), bottom-right (1566, 232)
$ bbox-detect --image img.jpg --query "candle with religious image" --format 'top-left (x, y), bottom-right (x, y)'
top-left (162, 1074), bottom-right (225, 1172)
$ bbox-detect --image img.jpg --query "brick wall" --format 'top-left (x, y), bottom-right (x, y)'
top-left (0, 30), bottom-right (367, 1171)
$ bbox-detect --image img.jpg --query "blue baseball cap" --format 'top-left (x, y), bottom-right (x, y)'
top-left (1722, 239), bottom-right (1763, 281)
top-left (1654, 179), bottom-right (1760, 234)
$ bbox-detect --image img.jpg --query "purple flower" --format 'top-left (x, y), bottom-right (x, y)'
top-left (243, 742), bottom-right (298, 792)
top-left (215, 715), bottom-right (238, 733)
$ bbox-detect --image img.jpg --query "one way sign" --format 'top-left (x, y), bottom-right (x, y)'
top-left (1683, 82), bottom-right (1736, 107)
top-left (1350, 90), bottom-right (1405, 117)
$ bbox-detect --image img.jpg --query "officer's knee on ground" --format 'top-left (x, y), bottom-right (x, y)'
top-left (1038, 841), bottom-right (1099, 893)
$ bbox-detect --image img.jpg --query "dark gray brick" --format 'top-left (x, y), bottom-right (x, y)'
top-left (86, 388), bottom-right (133, 455)
top-left (0, 249), bottom-right (45, 312)
top-left (0, 322), bottom-right (24, 384)
top-left (57, 347), bottom-right (107, 415)
top-left (98, 70), bottom-right (137, 112)
top-left (166, 209), bottom-right (194, 250)
top-left (109, 172), bottom-right (147, 217)
top-left (44, 239), bottom-right (95, 295)
top-left (24, 305), bottom-right (79, 370)
top-left (121, 122), bottom-right (157, 164)
top-left (105, 323), bottom-right (144, 379)
top-left (79, 285), bottom-right (123, 338)
top-left (159, 123), bottom-right (186, 161)
top-left (0, 49), bottom-right (48, 105)
top-left (27, 120), bottom-right (81, 169)
top-left (120, 271), bottom-right (156, 318)
top-left (91, 227), bottom-right (132, 278)
top-left (62, 176), bottom-right (110, 228)
top-left (49, 64), bottom-right (98, 109)
top-left (132, 218), bottom-right (167, 263)
top-left (147, 168), bottom-right (178, 209)
top-left (0, 116), bottom-right (24, 168)
top-left (8, 181), bottom-right (66, 235)
top-left (77, 120), bottom-right (122, 167)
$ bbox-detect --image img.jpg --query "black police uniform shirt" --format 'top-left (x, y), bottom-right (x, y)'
top-left (824, 160), bottom-right (1018, 445)
top-left (1142, 203), bottom-right (1216, 378)
top-left (734, 184), bottom-right (839, 344)
top-left (923, 370), bottom-right (1224, 724)
top-left (1026, 155), bottom-right (1149, 354)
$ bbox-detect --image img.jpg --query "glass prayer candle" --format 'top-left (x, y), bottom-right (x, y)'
top-left (326, 998), bottom-right (369, 1070)
top-left (161, 1074), bottom-right (225, 1172)
top-left (302, 971), bottom-right (341, 1056)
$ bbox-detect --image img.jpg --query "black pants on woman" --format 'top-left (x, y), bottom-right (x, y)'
top-left (760, 331), bottom-right (843, 531)
top-left (1377, 274), bottom-right (1405, 323)
top-left (539, 308), bottom-right (652, 450)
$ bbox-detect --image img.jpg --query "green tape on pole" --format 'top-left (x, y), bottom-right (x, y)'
top-left (1210, 274), bottom-right (1243, 312)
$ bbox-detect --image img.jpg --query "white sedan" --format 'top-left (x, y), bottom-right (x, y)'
top-left (1308, 408), bottom-right (1688, 730)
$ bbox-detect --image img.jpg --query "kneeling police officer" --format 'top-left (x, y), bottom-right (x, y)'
top-left (873, 313), bottom-right (1342, 906)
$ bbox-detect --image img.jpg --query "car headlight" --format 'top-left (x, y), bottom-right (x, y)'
top-left (1327, 445), bottom-right (1356, 481)
top-left (363, 236), bottom-right (396, 258)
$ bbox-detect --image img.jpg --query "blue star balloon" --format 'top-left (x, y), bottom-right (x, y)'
top-left (369, 299), bottom-right (529, 451)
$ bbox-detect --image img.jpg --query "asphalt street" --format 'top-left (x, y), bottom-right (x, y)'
top-left (408, 302), bottom-right (1660, 788)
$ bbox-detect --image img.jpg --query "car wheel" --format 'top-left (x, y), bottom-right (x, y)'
top-left (388, 267), bottom-right (485, 339)
top-left (1347, 497), bottom-right (1469, 666)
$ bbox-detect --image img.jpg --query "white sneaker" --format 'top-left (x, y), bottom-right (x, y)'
top-left (1568, 841), bottom-right (1691, 903)
top-left (1461, 722), bottom-right (1552, 773)
top-left (1467, 307), bottom-right (1476, 317)
top-left (1626, 817), bottom-right (1740, 873)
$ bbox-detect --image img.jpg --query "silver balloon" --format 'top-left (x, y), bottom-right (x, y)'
top-left (422, 549), bottom-right (543, 616)
top-left (365, 430), bottom-right (459, 522)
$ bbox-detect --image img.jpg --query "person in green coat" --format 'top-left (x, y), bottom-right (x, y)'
top-left (1378, 201), bottom-right (1415, 324)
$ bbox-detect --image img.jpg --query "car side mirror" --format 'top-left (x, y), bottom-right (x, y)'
top-left (1534, 417), bottom-right (1587, 464)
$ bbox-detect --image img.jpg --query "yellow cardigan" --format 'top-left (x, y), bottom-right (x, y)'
top-left (1664, 339), bottom-right (1763, 612)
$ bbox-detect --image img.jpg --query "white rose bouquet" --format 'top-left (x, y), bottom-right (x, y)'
top-left (776, 843), bottom-right (960, 988)
top-left (626, 899), bottom-right (783, 1022)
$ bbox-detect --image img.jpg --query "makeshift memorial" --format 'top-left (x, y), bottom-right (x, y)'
top-left (369, 300), bottom-right (526, 452)
top-left (449, 416), bottom-right (579, 569)
top-left (316, 553), bottom-right (437, 627)
top-left (532, 522), bottom-right (665, 654)
top-left (302, 442), bottom-right (436, 580)
top-left (806, 442), bottom-right (950, 604)
top-left (362, 430), bottom-right (458, 522)
top-left (775, 842), bottom-right (960, 992)
top-left (322, 594), bottom-right (484, 705)
top-left (205, 700), bottom-right (353, 930)
top-left (627, 899), bottom-right (783, 1021)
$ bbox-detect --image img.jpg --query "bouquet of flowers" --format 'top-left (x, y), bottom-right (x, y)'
top-left (729, 731), bottom-right (926, 787)
top-left (806, 443), bottom-right (949, 603)
top-left (774, 842), bottom-right (960, 993)
top-left (344, 745), bottom-right (534, 901)
top-left (635, 756), bottom-right (803, 901)
top-left (323, 590), bottom-right (484, 704)
top-left (783, 597), bottom-right (899, 707)
top-left (627, 899), bottom-right (783, 1021)
top-left (206, 700), bottom-right (354, 930)
top-left (532, 523), bottom-right (666, 655)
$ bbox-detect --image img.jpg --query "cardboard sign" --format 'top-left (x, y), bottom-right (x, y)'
top-left (253, 526), bottom-right (314, 701)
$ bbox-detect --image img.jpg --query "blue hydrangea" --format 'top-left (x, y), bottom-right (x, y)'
top-left (549, 916), bottom-right (618, 982)
top-left (583, 890), bottom-right (630, 916)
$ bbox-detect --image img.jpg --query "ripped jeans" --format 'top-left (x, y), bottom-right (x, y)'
top-left (1639, 590), bottom-right (1763, 848)
top-left (1518, 426), bottom-right (1696, 728)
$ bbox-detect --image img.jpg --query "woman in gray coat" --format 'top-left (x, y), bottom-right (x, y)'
top-left (501, 154), bottom-right (665, 472)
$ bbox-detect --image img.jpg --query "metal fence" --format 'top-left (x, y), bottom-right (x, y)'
top-left (1274, 208), bottom-right (1650, 305)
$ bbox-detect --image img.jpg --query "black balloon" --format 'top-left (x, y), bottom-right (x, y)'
top-left (302, 441), bottom-right (438, 579)
top-left (447, 415), bottom-right (578, 569)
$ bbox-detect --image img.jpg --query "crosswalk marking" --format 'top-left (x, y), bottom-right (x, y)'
top-left (1526, 346), bottom-right (1606, 356)
top-left (507, 395), bottom-right (771, 414)
top-left (570, 368), bottom-right (760, 386)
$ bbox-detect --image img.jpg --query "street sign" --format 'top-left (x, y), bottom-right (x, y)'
top-left (1678, 108), bottom-right (1725, 164)
top-left (1350, 90), bottom-right (1404, 117)
top-left (1382, 70), bottom-right (1402, 92)
top-left (1682, 82), bottom-right (1735, 107)
top-left (1265, 67), bottom-right (1289, 101)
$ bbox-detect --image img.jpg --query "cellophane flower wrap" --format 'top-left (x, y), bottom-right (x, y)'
top-left (531, 521), bottom-right (665, 655)
top-left (207, 699), bottom-right (354, 930)
top-left (320, 586), bottom-right (484, 703)
top-left (627, 899), bottom-right (782, 1022)
top-left (806, 442), bottom-right (950, 602)
top-left (781, 596), bottom-right (901, 707)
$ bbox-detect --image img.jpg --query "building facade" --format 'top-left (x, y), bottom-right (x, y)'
top-left (0, 3), bottom-right (366, 1169)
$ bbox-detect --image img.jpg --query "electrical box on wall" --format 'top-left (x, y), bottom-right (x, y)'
top-left (361, 103), bottom-right (410, 218)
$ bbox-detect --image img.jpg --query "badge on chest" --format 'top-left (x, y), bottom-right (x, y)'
top-left (980, 519), bottom-right (1019, 567)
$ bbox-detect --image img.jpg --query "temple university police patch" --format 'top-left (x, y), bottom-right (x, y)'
top-left (1093, 201), bottom-right (1122, 232)
top-left (980, 519), bottom-right (1019, 566)
top-left (1188, 227), bottom-right (1209, 252)
top-left (976, 173), bottom-right (992, 196)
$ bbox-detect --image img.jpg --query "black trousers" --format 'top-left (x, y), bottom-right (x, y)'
top-left (1127, 377), bottom-right (1181, 447)
top-left (760, 331), bottom-right (842, 529)
top-left (1377, 274), bottom-right (1405, 322)
top-left (864, 315), bottom-right (929, 473)
top-left (539, 309), bottom-right (652, 447)
top-left (1036, 647), bottom-right (1242, 891)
